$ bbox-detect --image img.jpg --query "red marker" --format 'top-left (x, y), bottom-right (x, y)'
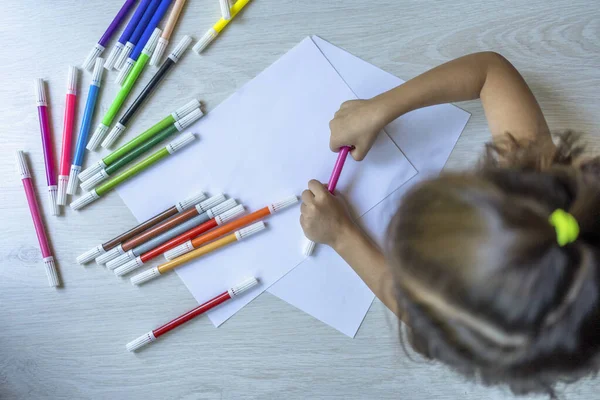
top-left (126, 278), bottom-right (259, 351)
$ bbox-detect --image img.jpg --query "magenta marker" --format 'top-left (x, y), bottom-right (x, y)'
top-left (34, 79), bottom-right (59, 216)
top-left (56, 67), bottom-right (79, 207)
top-left (82, 0), bottom-right (138, 71)
top-left (303, 146), bottom-right (352, 256)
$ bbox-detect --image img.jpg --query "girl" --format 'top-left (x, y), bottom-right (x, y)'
top-left (300, 52), bottom-right (600, 397)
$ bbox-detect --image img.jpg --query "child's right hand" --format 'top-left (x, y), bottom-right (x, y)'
top-left (329, 99), bottom-right (387, 161)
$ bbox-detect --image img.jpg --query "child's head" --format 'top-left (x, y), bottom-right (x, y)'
top-left (386, 133), bottom-right (600, 396)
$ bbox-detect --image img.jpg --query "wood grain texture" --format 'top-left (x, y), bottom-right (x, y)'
top-left (1, 0), bottom-right (599, 399)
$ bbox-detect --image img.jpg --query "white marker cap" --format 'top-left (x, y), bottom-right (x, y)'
top-left (205, 198), bottom-right (236, 219)
top-left (16, 151), bottom-right (31, 179)
top-left (115, 41), bottom-right (134, 70)
top-left (70, 190), bottom-right (100, 211)
top-left (174, 108), bottom-right (204, 132)
top-left (48, 185), bottom-right (59, 216)
top-left (66, 165), bottom-right (82, 195)
top-left (56, 175), bottom-right (69, 206)
top-left (167, 35), bottom-right (193, 63)
top-left (142, 28), bottom-right (162, 56)
top-left (149, 37), bottom-right (168, 66)
top-left (114, 256), bottom-right (144, 276)
top-left (215, 204), bottom-right (245, 226)
top-left (66, 66), bottom-right (78, 95)
top-left (116, 58), bottom-right (134, 86)
top-left (192, 28), bottom-right (218, 54)
top-left (77, 244), bottom-right (106, 265)
top-left (130, 266), bottom-right (160, 286)
top-left (195, 194), bottom-right (226, 214)
top-left (235, 221), bottom-right (266, 241)
top-left (269, 195), bottom-right (299, 214)
top-left (175, 192), bottom-right (207, 213)
top-left (126, 331), bottom-right (156, 352)
top-left (34, 79), bottom-right (48, 107)
top-left (91, 57), bottom-right (104, 87)
top-left (302, 238), bottom-right (316, 257)
top-left (79, 160), bottom-right (107, 181)
top-left (102, 123), bottom-right (126, 149)
top-left (171, 99), bottom-right (201, 121)
top-left (44, 256), bottom-right (60, 287)
top-left (95, 244), bottom-right (125, 265)
top-left (164, 240), bottom-right (194, 261)
top-left (87, 124), bottom-right (109, 151)
top-left (228, 277), bottom-right (259, 298)
top-left (219, 0), bottom-right (232, 20)
top-left (80, 169), bottom-right (109, 192)
top-left (82, 43), bottom-right (105, 71)
top-left (166, 132), bottom-right (195, 154)
top-left (106, 249), bottom-right (135, 270)
top-left (104, 42), bottom-right (124, 70)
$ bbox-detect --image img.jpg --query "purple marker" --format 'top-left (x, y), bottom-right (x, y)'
top-left (34, 79), bottom-right (59, 216)
top-left (115, 0), bottom-right (161, 71)
top-left (104, 0), bottom-right (152, 70)
top-left (82, 0), bottom-right (138, 71)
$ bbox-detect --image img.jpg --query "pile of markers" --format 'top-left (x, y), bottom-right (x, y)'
top-left (15, 1), bottom-right (301, 351)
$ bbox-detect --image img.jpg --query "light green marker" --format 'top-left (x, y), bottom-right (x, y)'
top-left (86, 28), bottom-right (162, 151)
top-left (70, 132), bottom-right (197, 211)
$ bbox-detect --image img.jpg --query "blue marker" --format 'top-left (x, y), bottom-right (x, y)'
top-left (66, 58), bottom-right (104, 196)
top-left (115, 0), bottom-right (161, 71)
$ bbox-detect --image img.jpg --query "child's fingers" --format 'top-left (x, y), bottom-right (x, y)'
top-left (308, 179), bottom-right (327, 198)
top-left (301, 189), bottom-right (314, 205)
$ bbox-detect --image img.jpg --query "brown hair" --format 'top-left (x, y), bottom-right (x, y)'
top-left (387, 132), bottom-right (600, 397)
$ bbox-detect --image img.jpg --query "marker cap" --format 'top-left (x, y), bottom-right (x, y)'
top-left (77, 244), bottom-right (106, 265)
top-left (87, 124), bottom-right (109, 151)
top-left (114, 256), bottom-right (144, 277)
top-left (171, 99), bottom-right (201, 121)
top-left (48, 185), bottom-right (59, 216)
top-left (215, 204), bottom-right (245, 225)
top-left (91, 58), bottom-right (104, 86)
top-left (126, 331), bottom-right (156, 352)
top-left (80, 169), bottom-right (109, 192)
top-left (235, 221), bottom-right (266, 241)
top-left (302, 238), bottom-right (316, 257)
top-left (228, 277), bottom-right (259, 297)
top-left (102, 123), bottom-right (126, 149)
top-left (34, 79), bottom-right (48, 107)
top-left (104, 42), bottom-right (124, 70)
top-left (66, 66), bottom-right (79, 95)
top-left (166, 133), bottom-right (195, 154)
top-left (219, 0), bottom-right (232, 20)
top-left (269, 195), bottom-right (299, 213)
top-left (106, 249), bottom-right (135, 270)
top-left (79, 160), bottom-right (107, 182)
top-left (96, 244), bottom-right (125, 265)
top-left (168, 35), bottom-right (193, 63)
top-left (174, 108), bottom-right (204, 131)
top-left (70, 190), bottom-right (100, 211)
top-left (195, 194), bottom-right (226, 214)
top-left (149, 37), bottom-right (168, 66)
top-left (116, 58), bottom-right (134, 86)
top-left (82, 43), bottom-right (105, 71)
top-left (206, 198), bottom-right (237, 219)
top-left (175, 192), bottom-right (207, 213)
top-left (56, 175), bottom-right (69, 206)
top-left (142, 28), bottom-right (162, 56)
top-left (44, 256), bottom-right (60, 287)
top-left (192, 28), bottom-right (218, 54)
top-left (115, 41), bottom-right (134, 70)
top-left (66, 165), bottom-right (82, 195)
top-left (130, 266), bottom-right (161, 286)
top-left (164, 240), bottom-right (194, 261)
top-left (16, 151), bottom-right (31, 180)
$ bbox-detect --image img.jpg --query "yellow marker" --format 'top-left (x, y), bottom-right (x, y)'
top-left (192, 0), bottom-right (252, 53)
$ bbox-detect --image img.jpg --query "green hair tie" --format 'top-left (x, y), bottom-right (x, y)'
top-left (549, 209), bottom-right (580, 246)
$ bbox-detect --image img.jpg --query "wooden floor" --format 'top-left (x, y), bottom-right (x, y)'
top-left (1, 0), bottom-right (598, 399)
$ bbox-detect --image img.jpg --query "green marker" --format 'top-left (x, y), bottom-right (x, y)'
top-left (78, 99), bottom-right (200, 182)
top-left (71, 132), bottom-right (197, 211)
top-left (80, 108), bottom-right (203, 191)
top-left (86, 28), bottom-right (162, 151)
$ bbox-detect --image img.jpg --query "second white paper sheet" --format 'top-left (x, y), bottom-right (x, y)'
top-left (116, 37), bottom-right (417, 327)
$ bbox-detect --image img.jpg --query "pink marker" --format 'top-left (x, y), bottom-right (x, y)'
top-left (57, 66), bottom-right (79, 206)
top-left (16, 151), bottom-right (60, 287)
top-left (303, 146), bottom-right (352, 256)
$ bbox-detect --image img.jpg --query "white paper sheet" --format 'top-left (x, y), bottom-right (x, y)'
top-left (116, 37), bottom-right (417, 327)
top-left (267, 36), bottom-right (471, 337)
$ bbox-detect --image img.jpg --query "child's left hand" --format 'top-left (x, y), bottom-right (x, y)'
top-left (300, 179), bottom-right (355, 249)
